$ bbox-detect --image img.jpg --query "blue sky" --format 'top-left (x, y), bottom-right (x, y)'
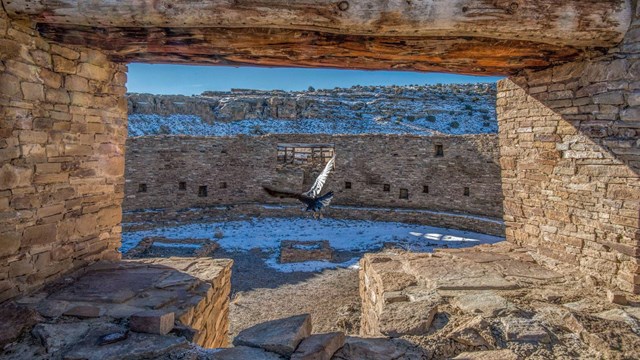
top-left (127, 64), bottom-right (503, 95)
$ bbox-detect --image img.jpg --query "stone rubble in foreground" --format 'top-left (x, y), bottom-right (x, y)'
top-left (1, 242), bottom-right (640, 359)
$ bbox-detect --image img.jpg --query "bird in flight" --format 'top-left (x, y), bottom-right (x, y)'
top-left (263, 155), bottom-right (336, 217)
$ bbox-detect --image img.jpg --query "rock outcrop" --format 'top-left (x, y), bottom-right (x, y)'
top-left (126, 84), bottom-right (497, 136)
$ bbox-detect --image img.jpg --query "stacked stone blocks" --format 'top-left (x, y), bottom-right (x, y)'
top-left (0, 8), bottom-right (127, 302)
top-left (497, 13), bottom-right (640, 293)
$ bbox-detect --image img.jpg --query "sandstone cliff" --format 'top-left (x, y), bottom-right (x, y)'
top-left (127, 83), bottom-right (496, 136)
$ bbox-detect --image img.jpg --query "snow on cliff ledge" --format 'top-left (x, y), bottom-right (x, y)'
top-left (128, 83), bottom-right (497, 137)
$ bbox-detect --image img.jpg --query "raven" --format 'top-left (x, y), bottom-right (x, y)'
top-left (263, 155), bottom-right (336, 215)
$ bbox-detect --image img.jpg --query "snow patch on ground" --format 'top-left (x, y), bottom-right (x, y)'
top-left (122, 217), bottom-right (504, 272)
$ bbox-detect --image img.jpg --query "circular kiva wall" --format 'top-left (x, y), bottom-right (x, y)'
top-left (123, 134), bottom-right (505, 236)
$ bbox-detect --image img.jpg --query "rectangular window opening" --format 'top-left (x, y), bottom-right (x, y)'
top-left (345, 181), bottom-right (352, 189)
top-left (464, 187), bottom-right (470, 196)
top-left (220, 182), bottom-right (227, 189)
top-left (277, 143), bottom-right (335, 166)
top-left (399, 188), bottom-right (409, 199)
top-left (138, 183), bottom-right (147, 193)
top-left (435, 144), bottom-right (444, 157)
top-left (383, 184), bottom-right (390, 192)
top-left (179, 181), bottom-right (186, 190)
top-left (423, 185), bottom-right (429, 194)
top-left (198, 186), bottom-right (208, 197)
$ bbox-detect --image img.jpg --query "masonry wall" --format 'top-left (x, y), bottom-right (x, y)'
top-left (124, 134), bottom-right (503, 223)
top-left (497, 10), bottom-right (640, 293)
top-left (0, 10), bottom-right (127, 302)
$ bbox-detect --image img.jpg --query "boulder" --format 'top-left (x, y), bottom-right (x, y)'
top-left (233, 314), bottom-right (312, 357)
top-left (292, 332), bottom-right (345, 360)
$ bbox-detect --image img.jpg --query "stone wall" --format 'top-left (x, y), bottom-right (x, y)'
top-left (497, 9), bottom-right (640, 293)
top-left (123, 134), bottom-right (504, 232)
top-left (0, 10), bottom-right (127, 302)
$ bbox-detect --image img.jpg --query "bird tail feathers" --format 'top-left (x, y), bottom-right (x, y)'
top-left (317, 191), bottom-right (334, 207)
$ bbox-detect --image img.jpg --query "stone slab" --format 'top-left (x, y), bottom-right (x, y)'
top-left (331, 337), bottom-right (406, 360)
top-left (63, 323), bottom-right (188, 360)
top-left (452, 349), bottom-right (518, 360)
top-left (493, 260), bottom-right (563, 281)
top-left (50, 268), bottom-right (166, 304)
top-left (379, 299), bottom-right (439, 337)
top-left (32, 322), bottom-right (91, 354)
top-left (63, 305), bottom-right (104, 318)
top-left (233, 314), bottom-right (312, 357)
top-left (0, 303), bottom-right (40, 346)
top-left (210, 346), bottom-right (284, 359)
top-left (501, 317), bottom-right (550, 343)
top-left (406, 257), bottom-right (518, 291)
top-left (291, 332), bottom-right (345, 360)
top-left (453, 292), bottom-right (511, 317)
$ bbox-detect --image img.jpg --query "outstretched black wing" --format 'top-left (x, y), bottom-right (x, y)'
top-left (263, 186), bottom-right (304, 200)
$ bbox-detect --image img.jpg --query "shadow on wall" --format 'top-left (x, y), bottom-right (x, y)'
top-left (497, 52), bottom-right (640, 293)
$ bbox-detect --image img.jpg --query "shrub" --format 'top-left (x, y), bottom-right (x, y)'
top-left (426, 115), bottom-right (436, 122)
top-left (214, 229), bottom-right (224, 239)
top-left (463, 104), bottom-right (473, 111)
top-left (449, 121), bottom-right (460, 129)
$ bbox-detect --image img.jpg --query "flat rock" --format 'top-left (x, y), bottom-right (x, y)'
top-left (501, 317), bottom-right (550, 343)
top-left (50, 268), bottom-right (164, 304)
top-left (292, 332), bottom-right (345, 360)
top-left (233, 314), bottom-right (312, 357)
top-left (63, 305), bottom-right (104, 318)
top-left (453, 292), bottom-right (510, 317)
top-left (209, 346), bottom-right (283, 360)
top-left (449, 316), bottom-right (495, 348)
top-left (449, 251), bottom-right (512, 263)
top-left (406, 257), bottom-right (518, 291)
top-left (379, 299), bottom-right (439, 337)
top-left (63, 323), bottom-right (188, 360)
top-left (493, 260), bottom-right (562, 281)
top-left (32, 322), bottom-right (91, 354)
top-left (0, 303), bottom-right (41, 346)
top-left (595, 309), bottom-right (640, 331)
top-left (330, 337), bottom-right (406, 360)
top-left (452, 349), bottom-right (518, 360)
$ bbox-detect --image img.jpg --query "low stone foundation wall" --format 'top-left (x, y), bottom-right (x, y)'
top-left (122, 203), bottom-right (505, 237)
top-left (1, 257), bottom-right (233, 358)
top-left (136, 258), bottom-right (232, 348)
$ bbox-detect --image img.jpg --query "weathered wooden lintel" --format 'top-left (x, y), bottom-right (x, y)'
top-left (36, 24), bottom-right (601, 75)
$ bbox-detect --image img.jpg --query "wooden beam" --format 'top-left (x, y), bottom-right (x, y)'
top-left (5, 0), bottom-right (632, 48)
top-left (35, 24), bottom-right (598, 75)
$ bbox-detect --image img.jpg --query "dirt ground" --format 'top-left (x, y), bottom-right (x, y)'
top-left (131, 244), bottom-right (364, 337)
